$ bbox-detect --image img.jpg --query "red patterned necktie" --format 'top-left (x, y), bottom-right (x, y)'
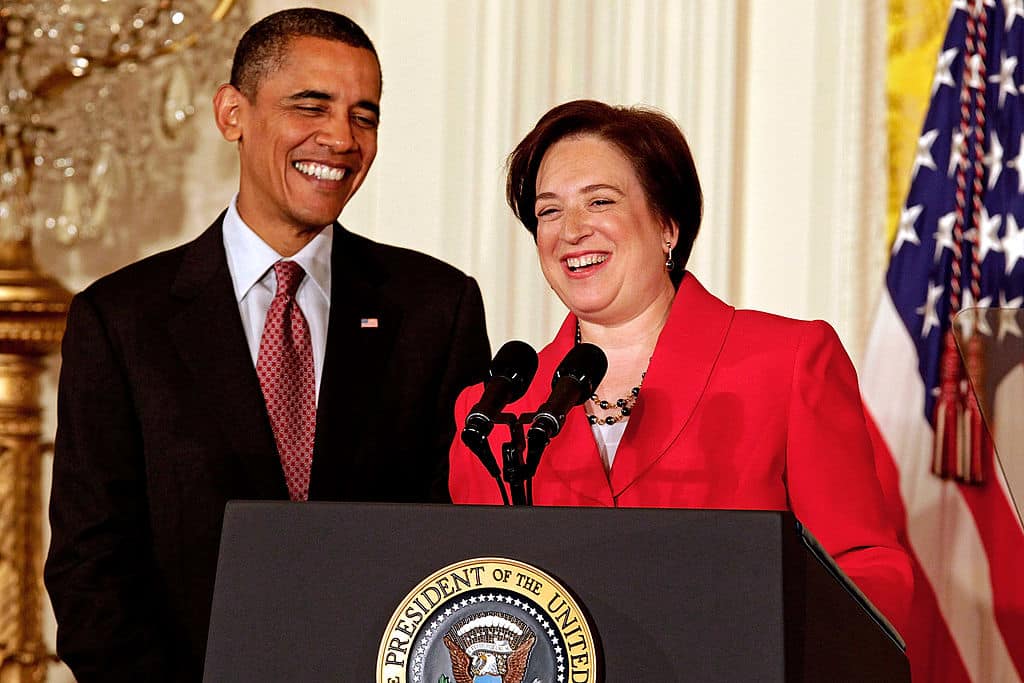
top-left (256, 260), bottom-right (316, 501)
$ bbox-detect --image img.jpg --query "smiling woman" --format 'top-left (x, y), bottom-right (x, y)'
top-left (533, 135), bottom-right (677, 332)
top-left (448, 99), bottom-right (916, 640)
top-left (505, 100), bottom-right (703, 417)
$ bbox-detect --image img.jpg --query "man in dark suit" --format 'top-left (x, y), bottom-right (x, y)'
top-left (43, 9), bottom-right (490, 682)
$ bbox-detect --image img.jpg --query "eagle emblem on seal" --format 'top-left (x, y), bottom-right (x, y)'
top-left (441, 611), bottom-right (537, 683)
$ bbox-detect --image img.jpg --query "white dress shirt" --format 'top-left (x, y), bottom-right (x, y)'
top-left (221, 196), bottom-right (332, 402)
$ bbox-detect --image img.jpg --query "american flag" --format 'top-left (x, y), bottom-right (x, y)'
top-left (862, 0), bottom-right (1024, 680)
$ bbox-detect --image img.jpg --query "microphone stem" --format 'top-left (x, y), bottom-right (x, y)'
top-left (502, 441), bottom-right (530, 506)
top-left (496, 478), bottom-right (510, 506)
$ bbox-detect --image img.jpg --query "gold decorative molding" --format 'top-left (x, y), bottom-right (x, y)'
top-left (0, 238), bottom-right (67, 682)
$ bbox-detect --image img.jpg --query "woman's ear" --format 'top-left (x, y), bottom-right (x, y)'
top-left (662, 219), bottom-right (680, 249)
top-left (213, 84), bottom-right (245, 142)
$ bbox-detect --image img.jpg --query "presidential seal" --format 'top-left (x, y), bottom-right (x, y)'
top-left (377, 557), bottom-right (598, 683)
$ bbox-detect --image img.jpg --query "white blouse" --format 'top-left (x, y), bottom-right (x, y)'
top-left (590, 420), bottom-right (629, 471)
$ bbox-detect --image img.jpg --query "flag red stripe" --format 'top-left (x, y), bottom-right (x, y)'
top-left (864, 291), bottom-right (1024, 681)
top-left (866, 409), bottom-right (974, 683)
top-left (957, 453), bottom-right (1024, 678)
top-left (906, 559), bottom-right (975, 683)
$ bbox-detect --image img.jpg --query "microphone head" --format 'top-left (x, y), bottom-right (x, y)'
top-left (552, 342), bottom-right (608, 400)
top-left (489, 340), bottom-right (539, 402)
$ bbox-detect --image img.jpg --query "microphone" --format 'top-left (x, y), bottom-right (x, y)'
top-left (461, 341), bottom-right (538, 476)
top-left (525, 343), bottom-right (607, 472)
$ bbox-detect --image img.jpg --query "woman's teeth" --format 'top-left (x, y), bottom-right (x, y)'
top-left (566, 254), bottom-right (608, 271)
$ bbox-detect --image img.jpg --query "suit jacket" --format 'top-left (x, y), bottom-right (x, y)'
top-left (45, 215), bottom-right (491, 682)
top-left (450, 273), bottom-right (913, 636)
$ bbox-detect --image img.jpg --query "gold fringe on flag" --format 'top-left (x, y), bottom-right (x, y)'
top-left (963, 329), bottom-right (991, 483)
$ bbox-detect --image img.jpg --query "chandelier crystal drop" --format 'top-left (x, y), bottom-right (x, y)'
top-left (0, 0), bottom-right (244, 245)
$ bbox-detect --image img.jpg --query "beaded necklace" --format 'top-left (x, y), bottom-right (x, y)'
top-left (576, 322), bottom-right (648, 426)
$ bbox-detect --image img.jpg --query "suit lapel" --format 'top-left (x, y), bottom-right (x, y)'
top-left (167, 217), bottom-right (287, 497)
top-left (608, 274), bottom-right (735, 497)
top-left (309, 226), bottom-right (402, 499)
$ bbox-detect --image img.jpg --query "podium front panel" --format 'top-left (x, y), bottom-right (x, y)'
top-left (204, 502), bottom-right (906, 682)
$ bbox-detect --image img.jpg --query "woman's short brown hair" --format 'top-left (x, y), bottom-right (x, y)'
top-left (506, 99), bottom-right (703, 282)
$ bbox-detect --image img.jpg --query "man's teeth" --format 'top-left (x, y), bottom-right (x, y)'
top-left (566, 254), bottom-right (608, 271)
top-left (294, 162), bottom-right (347, 181)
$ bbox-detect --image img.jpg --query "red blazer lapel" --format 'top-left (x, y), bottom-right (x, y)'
top-left (533, 316), bottom-right (615, 506)
top-left (608, 274), bottom-right (735, 498)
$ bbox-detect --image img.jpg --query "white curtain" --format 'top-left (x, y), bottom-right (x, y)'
top-left (329, 0), bottom-right (886, 359)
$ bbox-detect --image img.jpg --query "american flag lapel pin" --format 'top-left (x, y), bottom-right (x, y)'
top-left (360, 317), bottom-right (379, 329)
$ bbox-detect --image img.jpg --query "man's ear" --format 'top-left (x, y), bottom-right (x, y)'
top-left (213, 84), bottom-right (245, 142)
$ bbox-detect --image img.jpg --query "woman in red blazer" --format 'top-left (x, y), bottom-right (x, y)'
top-left (449, 100), bottom-right (913, 636)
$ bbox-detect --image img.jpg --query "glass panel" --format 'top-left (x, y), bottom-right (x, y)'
top-left (952, 306), bottom-right (1024, 525)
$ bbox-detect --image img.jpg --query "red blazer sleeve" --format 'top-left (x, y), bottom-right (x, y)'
top-left (785, 320), bottom-right (914, 636)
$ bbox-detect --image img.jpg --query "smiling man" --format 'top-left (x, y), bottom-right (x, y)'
top-left (44, 9), bottom-right (490, 682)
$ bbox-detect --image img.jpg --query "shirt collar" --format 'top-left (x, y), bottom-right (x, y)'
top-left (222, 194), bottom-right (332, 304)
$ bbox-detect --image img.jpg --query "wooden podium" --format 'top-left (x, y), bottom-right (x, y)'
top-left (204, 502), bottom-right (908, 681)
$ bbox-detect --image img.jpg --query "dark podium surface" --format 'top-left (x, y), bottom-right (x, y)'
top-left (204, 502), bottom-right (908, 682)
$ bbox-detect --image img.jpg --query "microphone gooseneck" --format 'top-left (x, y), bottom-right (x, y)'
top-left (525, 343), bottom-right (608, 474)
top-left (463, 340), bottom-right (538, 439)
top-left (460, 341), bottom-right (538, 495)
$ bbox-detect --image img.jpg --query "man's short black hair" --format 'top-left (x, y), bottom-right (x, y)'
top-left (230, 8), bottom-right (379, 100)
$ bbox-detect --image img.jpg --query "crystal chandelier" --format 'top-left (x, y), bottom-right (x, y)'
top-left (0, 0), bottom-right (244, 246)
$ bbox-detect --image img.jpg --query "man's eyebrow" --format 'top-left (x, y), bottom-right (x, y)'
top-left (355, 99), bottom-right (381, 117)
top-left (287, 91), bottom-right (380, 117)
top-left (288, 90), bottom-right (332, 101)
